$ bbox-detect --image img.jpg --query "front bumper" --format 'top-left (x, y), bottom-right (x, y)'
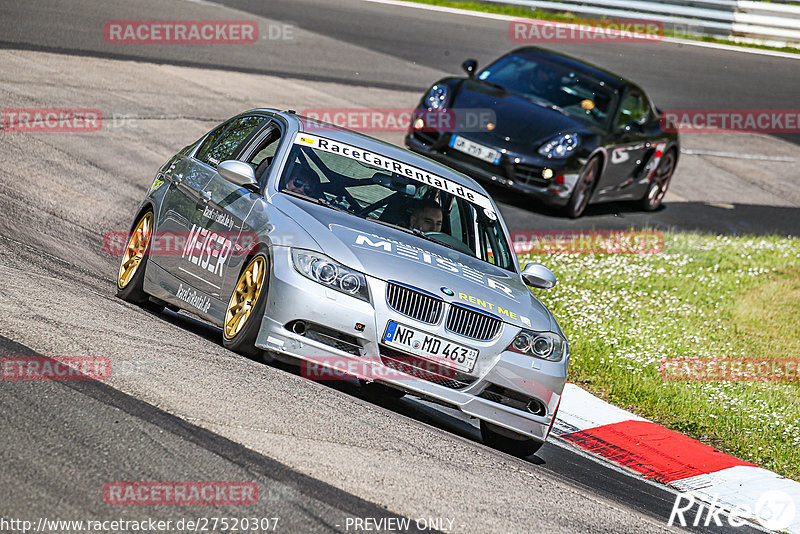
top-left (406, 131), bottom-right (582, 207)
top-left (255, 247), bottom-right (567, 443)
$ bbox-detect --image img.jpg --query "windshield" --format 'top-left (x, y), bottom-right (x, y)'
top-left (477, 52), bottom-right (616, 126)
top-left (279, 133), bottom-right (516, 272)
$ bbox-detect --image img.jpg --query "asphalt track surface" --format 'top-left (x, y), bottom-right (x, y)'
top-left (0, 0), bottom-right (794, 532)
top-left (1, 0), bottom-right (799, 234)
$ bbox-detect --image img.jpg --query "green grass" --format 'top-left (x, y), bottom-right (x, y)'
top-left (518, 232), bottom-right (800, 480)
top-left (405, 0), bottom-right (800, 55)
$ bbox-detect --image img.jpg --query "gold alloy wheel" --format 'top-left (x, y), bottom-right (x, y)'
top-left (224, 256), bottom-right (266, 340)
top-left (117, 212), bottom-right (153, 289)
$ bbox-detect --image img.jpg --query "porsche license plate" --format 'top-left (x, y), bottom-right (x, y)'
top-left (449, 135), bottom-right (501, 165)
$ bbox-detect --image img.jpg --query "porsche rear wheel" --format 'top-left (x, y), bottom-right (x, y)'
top-left (564, 156), bottom-right (600, 218)
top-left (223, 255), bottom-right (269, 357)
top-left (641, 149), bottom-right (676, 211)
top-left (116, 210), bottom-right (154, 305)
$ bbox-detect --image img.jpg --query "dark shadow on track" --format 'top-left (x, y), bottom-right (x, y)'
top-left (483, 181), bottom-right (800, 236)
top-left (0, 333), bottom-right (430, 533)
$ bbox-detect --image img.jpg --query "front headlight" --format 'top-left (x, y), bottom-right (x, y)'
top-left (291, 249), bottom-right (370, 303)
top-left (424, 84), bottom-right (449, 110)
top-left (507, 330), bottom-right (567, 362)
top-left (538, 132), bottom-right (579, 158)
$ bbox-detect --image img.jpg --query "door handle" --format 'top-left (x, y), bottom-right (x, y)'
top-left (200, 190), bottom-right (212, 203)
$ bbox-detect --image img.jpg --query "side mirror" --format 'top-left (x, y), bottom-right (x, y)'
top-left (462, 59), bottom-right (478, 78)
top-left (521, 262), bottom-right (557, 289)
top-left (218, 160), bottom-right (258, 190)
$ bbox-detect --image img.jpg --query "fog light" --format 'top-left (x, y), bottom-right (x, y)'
top-left (542, 168), bottom-right (554, 179)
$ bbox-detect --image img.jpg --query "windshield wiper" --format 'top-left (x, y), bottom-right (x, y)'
top-left (314, 196), bottom-right (351, 213)
top-left (522, 95), bottom-right (567, 115)
top-left (370, 218), bottom-right (463, 254)
top-left (479, 79), bottom-right (509, 92)
top-left (369, 218), bottom-right (416, 236)
top-left (410, 228), bottom-right (462, 253)
top-left (284, 191), bottom-right (351, 214)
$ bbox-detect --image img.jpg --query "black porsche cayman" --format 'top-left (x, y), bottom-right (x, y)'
top-left (405, 47), bottom-right (679, 218)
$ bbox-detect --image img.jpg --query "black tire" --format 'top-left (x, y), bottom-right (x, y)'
top-left (116, 210), bottom-right (154, 305)
top-left (480, 420), bottom-right (543, 457)
top-left (640, 149), bottom-right (676, 211)
top-left (222, 254), bottom-right (270, 357)
top-left (564, 156), bottom-right (601, 218)
top-left (359, 380), bottom-right (406, 399)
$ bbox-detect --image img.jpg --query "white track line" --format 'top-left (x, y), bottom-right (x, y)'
top-left (681, 149), bottom-right (797, 162)
top-left (553, 382), bottom-right (647, 434)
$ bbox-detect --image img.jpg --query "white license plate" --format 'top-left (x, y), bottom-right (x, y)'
top-left (449, 135), bottom-right (501, 165)
top-left (382, 321), bottom-right (478, 373)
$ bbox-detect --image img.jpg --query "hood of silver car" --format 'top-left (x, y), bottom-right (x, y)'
top-left (276, 195), bottom-right (554, 332)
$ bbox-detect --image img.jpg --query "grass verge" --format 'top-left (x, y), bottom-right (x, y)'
top-left (518, 232), bottom-right (800, 480)
top-left (403, 0), bottom-right (800, 56)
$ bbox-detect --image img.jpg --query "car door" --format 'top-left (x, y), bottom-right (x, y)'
top-left (198, 119), bottom-right (285, 312)
top-left (595, 89), bottom-right (652, 199)
top-left (175, 113), bottom-right (268, 304)
top-left (154, 119), bottom-right (233, 276)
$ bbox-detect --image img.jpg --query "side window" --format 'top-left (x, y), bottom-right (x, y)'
top-left (249, 128), bottom-right (281, 166)
top-left (479, 222), bottom-right (512, 269)
top-left (245, 125), bottom-right (283, 182)
top-left (616, 92), bottom-right (648, 128)
top-left (199, 115), bottom-right (265, 167)
top-left (195, 120), bottom-right (233, 161)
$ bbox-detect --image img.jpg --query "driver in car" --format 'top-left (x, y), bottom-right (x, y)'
top-left (409, 199), bottom-right (443, 233)
top-left (283, 168), bottom-right (322, 199)
top-left (527, 64), bottom-right (581, 108)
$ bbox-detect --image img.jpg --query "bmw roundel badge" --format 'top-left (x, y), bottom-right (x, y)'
top-left (441, 287), bottom-right (454, 296)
